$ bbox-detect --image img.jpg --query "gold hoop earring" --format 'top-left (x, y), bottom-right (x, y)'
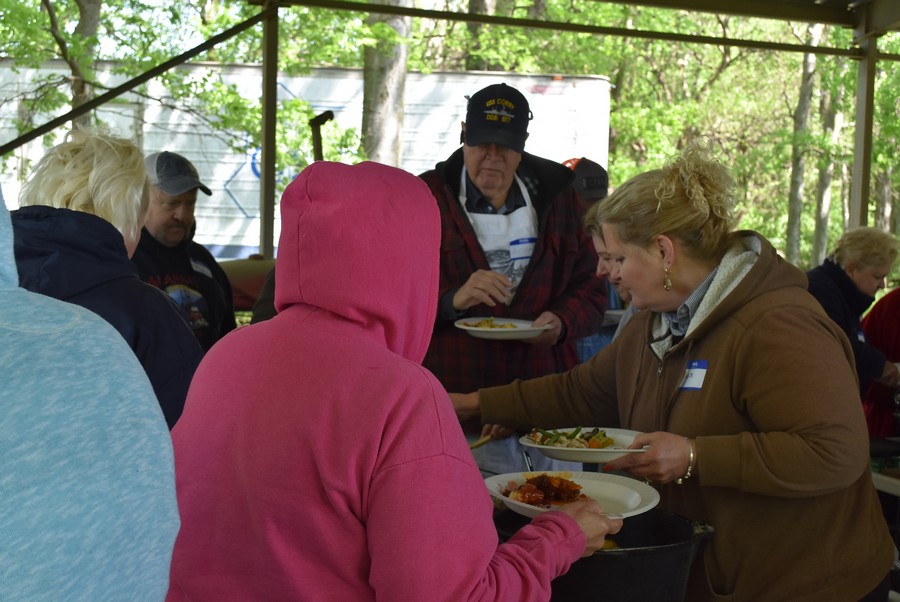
top-left (663, 266), bottom-right (672, 291)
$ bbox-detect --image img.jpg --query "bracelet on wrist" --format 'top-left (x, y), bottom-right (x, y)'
top-left (676, 438), bottom-right (695, 485)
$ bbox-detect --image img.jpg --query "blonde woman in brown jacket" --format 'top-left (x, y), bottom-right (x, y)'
top-left (452, 142), bottom-right (893, 601)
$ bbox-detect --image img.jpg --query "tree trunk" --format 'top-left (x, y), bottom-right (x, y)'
top-left (811, 57), bottom-right (845, 267)
top-left (362, 0), bottom-right (411, 166)
top-left (887, 167), bottom-right (900, 236)
top-left (786, 23), bottom-right (823, 265)
top-left (72, 0), bottom-right (101, 129)
top-left (811, 165), bottom-right (833, 268)
top-left (607, 11), bottom-right (635, 162)
top-left (874, 169), bottom-right (893, 231)
top-left (841, 163), bottom-right (850, 231)
top-left (466, 0), bottom-right (496, 71)
top-left (527, 0), bottom-right (545, 20)
top-left (41, 0), bottom-right (101, 129)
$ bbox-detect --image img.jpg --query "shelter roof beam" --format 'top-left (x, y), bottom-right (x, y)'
top-left (274, 0), bottom-right (862, 57)
top-left (858, 0), bottom-right (900, 39)
top-left (591, 0), bottom-right (855, 27)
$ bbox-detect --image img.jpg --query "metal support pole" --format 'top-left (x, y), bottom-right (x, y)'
top-left (849, 25), bottom-right (877, 228)
top-left (309, 111), bottom-right (334, 161)
top-left (259, 0), bottom-right (280, 259)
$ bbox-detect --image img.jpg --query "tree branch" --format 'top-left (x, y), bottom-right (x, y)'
top-left (40, 0), bottom-right (83, 82)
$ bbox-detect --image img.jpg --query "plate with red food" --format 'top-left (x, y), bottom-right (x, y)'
top-left (485, 471), bottom-right (659, 520)
top-left (519, 427), bottom-right (647, 463)
top-left (454, 317), bottom-right (553, 340)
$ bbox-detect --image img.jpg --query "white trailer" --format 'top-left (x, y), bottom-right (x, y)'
top-left (0, 62), bottom-right (610, 258)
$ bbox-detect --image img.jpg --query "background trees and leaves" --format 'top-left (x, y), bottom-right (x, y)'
top-left (2, 0), bottom-right (900, 270)
top-left (1, 0), bottom-right (367, 181)
top-left (413, 2), bottom-right (900, 271)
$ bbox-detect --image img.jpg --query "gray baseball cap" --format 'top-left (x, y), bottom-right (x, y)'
top-left (145, 151), bottom-right (211, 196)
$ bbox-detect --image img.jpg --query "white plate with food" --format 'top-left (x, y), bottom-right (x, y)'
top-left (454, 317), bottom-right (553, 340)
top-left (485, 471), bottom-right (659, 520)
top-left (520, 427), bottom-right (646, 463)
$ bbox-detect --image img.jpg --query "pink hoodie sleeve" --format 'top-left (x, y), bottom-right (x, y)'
top-left (365, 451), bottom-right (585, 601)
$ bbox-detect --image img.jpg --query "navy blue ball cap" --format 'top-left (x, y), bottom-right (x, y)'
top-left (464, 83), bottom-right (531, 153)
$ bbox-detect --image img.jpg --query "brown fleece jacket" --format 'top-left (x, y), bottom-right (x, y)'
top-left (481, 231), bottom-right (893, 601)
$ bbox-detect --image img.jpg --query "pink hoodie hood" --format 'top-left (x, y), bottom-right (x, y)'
top-left (274, 161), bottom-right (440, 363)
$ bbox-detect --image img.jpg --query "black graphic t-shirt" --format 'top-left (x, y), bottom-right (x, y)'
top-left (132, 229), bottom-right (237, 351)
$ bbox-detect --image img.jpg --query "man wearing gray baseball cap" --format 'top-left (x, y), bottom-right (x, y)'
top-left (132, 151), bottom-right (236, 351)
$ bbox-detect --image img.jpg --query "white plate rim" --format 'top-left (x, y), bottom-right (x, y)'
top-left (454, 317), bottom-right (552, 340)
top-left (484, 471), bottom-right (660, 519)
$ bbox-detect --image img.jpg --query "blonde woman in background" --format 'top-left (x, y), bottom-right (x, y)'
top-left (12, 129), bottom-right (203, 428)
top-left (807, 226), bottom-right (900, 396)
top-left (453, 141), bottom-right (893, 600)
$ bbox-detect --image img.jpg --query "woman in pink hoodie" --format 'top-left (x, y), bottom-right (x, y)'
top-left (166, 161), bottom-right (620, 601)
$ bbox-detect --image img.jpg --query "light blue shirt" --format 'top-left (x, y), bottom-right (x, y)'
top-left (0, 202), bottom-right (179, 601)
top-left (662, 267), bottom-right (719, 340)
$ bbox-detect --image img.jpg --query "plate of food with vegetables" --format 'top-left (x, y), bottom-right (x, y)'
top-left (454, 317), bottom-right (553, 340)
top-left (519, 427), bottom-right (647, 463)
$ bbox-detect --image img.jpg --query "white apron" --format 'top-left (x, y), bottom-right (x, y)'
top-left (459, 168), bottom-right (538, 295)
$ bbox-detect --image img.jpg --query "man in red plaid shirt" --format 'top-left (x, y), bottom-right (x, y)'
top-left (419, 83), bottom-right (608, 474)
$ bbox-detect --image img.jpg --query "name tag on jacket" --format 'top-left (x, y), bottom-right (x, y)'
top-left (680, 360), bottom-right (708, 390)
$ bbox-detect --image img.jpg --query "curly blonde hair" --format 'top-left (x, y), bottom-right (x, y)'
top-left (18, 129), bottom-right (149, 242)
top-left (585, 141), bottom-right (736, 262)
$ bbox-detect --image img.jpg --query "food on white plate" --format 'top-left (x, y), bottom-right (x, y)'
top-left (527, 427), bottom-right (616, 450)
top-left (463, 317), bottom-right (517, 329)
top-left (501, 473), bottom-right (586, 509)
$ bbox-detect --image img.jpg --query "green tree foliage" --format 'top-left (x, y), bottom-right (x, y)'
top-left (411, 2), bottom-right (900, 267)
top-left (427, 3), bottom-right (810, 253)
top-left (3, 0), bottom-right (900, 265)
top-left (871, 34), bottom-right (900, 229)
top-left (0, 0), bottom-right (366, 189)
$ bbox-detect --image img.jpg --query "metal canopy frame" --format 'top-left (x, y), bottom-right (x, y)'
top-left (251, 0), bottom-right (900, 255)
top-left (2, 1), bottom-right (899, 256)
top-left (606, 0), bottom-right (897, 32)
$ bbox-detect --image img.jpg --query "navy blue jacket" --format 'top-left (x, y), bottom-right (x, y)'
top-left (11, 206), bottom-right (203, 428)
top-left (807, 257), bottom-right (884, 394)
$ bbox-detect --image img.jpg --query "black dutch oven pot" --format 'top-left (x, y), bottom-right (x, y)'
top-left (494, 507), bottom-right (713, 602)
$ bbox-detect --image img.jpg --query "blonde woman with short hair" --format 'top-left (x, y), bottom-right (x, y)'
top-left (12, 129), bottom-right (203, 428)
top-left (18, 129), bottom-right (149, 256)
